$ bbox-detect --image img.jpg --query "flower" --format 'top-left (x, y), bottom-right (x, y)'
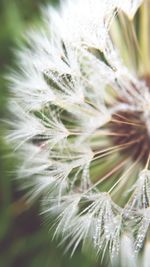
top-left (7, 0), bottom-right (150, 265)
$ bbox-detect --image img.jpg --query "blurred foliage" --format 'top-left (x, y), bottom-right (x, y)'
top-left (0, 0), bottom-right (101, 266)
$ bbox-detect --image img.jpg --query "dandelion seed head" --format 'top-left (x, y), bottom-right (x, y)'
top-left (7, 0), bottom-right (150, 265)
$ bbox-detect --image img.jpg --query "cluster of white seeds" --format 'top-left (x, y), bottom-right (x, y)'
top-left (7, 0), bottom-right (150, 265)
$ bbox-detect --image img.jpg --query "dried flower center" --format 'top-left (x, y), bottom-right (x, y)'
top-left (109, 111), bottom-right (150, 164)
top-left (108, 74), bottom-right (150, 166)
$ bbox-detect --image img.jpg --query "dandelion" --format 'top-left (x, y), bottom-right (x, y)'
top-left (7, 0), bottom-right (150, 265)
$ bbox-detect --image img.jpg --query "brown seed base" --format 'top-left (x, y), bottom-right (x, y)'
top-left (109, 111), bottom-right (150, 165)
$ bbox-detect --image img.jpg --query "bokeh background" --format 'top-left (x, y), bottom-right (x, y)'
top-left (0, 1), bottom-right (100, 266)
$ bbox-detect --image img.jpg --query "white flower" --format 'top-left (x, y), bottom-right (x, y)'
top-left (7, 0), bottom-right (150, 265)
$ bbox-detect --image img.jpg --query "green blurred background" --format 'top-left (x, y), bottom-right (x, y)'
top-left (0, 1), bottom-right (100, 266)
